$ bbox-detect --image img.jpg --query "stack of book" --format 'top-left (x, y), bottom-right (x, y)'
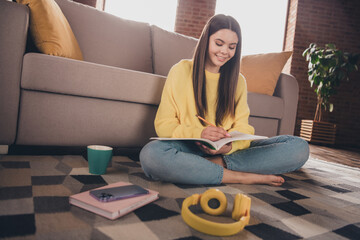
top-left (69, 182), bottom-right (159, 220)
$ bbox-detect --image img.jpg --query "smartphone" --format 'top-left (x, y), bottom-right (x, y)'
top-left (90, 184), bottom-right (149, 202)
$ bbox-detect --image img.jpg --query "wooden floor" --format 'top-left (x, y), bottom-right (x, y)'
top-left (309, 143), bottom-right (360, 168)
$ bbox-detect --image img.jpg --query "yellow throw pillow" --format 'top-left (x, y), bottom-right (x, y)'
top-left (240, 51), bottom-right (292, 95)
top-left (17, 0), bottom-right (83, 60)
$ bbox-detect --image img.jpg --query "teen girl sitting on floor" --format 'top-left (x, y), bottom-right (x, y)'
top-left (140, 14), bottom-right (309, 186)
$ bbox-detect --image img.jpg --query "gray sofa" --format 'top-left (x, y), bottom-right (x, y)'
top-left (0, 0), bottom-right (299, 153)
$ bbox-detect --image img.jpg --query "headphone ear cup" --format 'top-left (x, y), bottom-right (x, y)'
top-left (200, 189), bottom-right (227, 216)
top-left (232, 194), bottom-right (250, 221)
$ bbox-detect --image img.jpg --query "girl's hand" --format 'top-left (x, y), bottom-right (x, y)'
top-left (201, 126), bottom-right (231, 141)
top-left (196, 142), bottom-right (232, 155)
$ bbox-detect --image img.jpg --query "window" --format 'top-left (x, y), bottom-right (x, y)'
top-left (216, 0), bottom-right (288, 55)
top-left (105, 0), bottom-right (177, 32)
top-left (105, 0), bottom-right (288, 56)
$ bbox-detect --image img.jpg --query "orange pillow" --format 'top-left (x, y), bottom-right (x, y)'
top-left (240, 51), bottom-right (292, 95)
top-left (17, 0), bottom-right (83, 60)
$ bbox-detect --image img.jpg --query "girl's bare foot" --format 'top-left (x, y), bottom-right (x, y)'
top-left (205, 156), bottom-right (285, 186)
top-left (222, 169), bottom-right (285, 186)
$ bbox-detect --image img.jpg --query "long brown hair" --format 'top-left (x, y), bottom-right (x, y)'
top-left (192, 14), bottom-right (242, 126)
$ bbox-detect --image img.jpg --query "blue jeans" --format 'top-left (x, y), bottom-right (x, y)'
top-left (139, 135), bottom-right (309, 185)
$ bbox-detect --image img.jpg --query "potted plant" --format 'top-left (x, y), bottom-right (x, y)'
top-left (301, 43), bottom-right (359, 144)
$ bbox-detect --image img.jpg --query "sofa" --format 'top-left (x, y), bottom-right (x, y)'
top-left (0, 0), bottom-right (299, 153)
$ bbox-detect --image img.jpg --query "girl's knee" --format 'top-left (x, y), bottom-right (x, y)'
top-left (139, 140), bottom-right (169, 179)
top-left (290, 136), bottom-right (309, 167)
top-left (140, 141), bottom-right (158, 174)
top-left (293, 136), bottom-right (309, 155)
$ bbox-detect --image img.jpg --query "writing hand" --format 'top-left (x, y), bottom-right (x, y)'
top-left (201, 126), bottom-right (231, 141)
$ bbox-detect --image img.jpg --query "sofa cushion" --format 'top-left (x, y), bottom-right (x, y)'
top-left (55, 0), bottom-right (153, 73)
top-left (241, 51), bottom-right (292, 96)
top-left (21, 53), bottom-right (166, 105)
top-left (151, 25), bottom-right (198, 76)
top-left (17, 0), bottom-right (83, 61)
top-left (247, 92), bottom-right (284, 119)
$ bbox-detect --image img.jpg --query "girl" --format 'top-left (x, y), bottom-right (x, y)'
top-left (140, 14), bottom-right (309, 186)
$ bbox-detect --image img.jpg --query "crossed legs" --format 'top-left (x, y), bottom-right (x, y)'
top-left (140, 135), bottom-right (309, 186)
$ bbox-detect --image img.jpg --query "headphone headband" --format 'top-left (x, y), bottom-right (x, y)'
top-left (181, 189), bottom-right (251, 237)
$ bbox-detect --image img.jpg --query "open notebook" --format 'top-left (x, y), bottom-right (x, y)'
top-left (151, 131), bottom-right (268, 151)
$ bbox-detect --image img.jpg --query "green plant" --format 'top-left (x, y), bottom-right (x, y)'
top-left (303, 43), bottom-right (359, 122)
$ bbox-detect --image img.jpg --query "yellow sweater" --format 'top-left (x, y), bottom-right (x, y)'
top-left (155, 59), bottom-right (255, 154)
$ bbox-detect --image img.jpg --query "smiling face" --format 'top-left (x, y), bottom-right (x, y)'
top-left (205, 29), bottom-right (239, 73)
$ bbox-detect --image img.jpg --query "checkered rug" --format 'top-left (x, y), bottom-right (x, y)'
top-left (0, 154), bottom-right (360, 239)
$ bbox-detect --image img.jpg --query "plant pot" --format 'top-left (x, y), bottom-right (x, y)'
top-left (300, 120), bottom-right (336, 145)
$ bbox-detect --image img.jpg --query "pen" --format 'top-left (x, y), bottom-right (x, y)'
top-left (195, 115), bottom-right (216, 127)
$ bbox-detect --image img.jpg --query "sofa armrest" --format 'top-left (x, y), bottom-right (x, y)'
top-left (273, 73), bottom-right (299, 135)
top-left (0, 1), bottom-right (29, 144)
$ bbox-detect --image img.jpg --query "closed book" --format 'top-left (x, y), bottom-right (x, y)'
top-left (69, 182), bottom-right (159, 220)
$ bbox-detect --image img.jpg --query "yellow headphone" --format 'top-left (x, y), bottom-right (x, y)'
top-left (181, 189), bottom-right (251, 237)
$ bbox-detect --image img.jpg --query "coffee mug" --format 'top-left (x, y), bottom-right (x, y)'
top-left (87, 145), bottom-right (113, 175)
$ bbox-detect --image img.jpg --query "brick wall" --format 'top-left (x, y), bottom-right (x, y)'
top-left (282, 0), bottom-right (298, 74)
top-left (284, 0), bottom-right (360, 148)
top-left (175, 0), bottom-right (216, 38)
